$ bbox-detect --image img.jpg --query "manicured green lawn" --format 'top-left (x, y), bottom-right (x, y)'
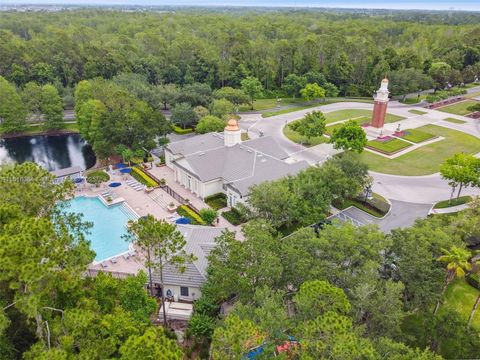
top-left (366, 138), bottom-right (412, 154)
top-left (324, 116), bottom-right (370, 135)
top-left (283, 121), bottom-right (328, 147)
top-left (433, 196), bottom-right (472, 209)
top-left (0, 122), bottom-right (79, 136)
top-left (360, 124), bottom-right (480, 175)
top-left (399, 129), bottom-right (436, 143)
top-left (437, 100), bottom-right (479, 115)
top-left (324, 109), bottom-right (404, 124)
top-left (408, 109), bottom-right (427, 115)
top-left (262, 103), bottom-right (321, 118)
top-left (443, 279), bottom-right (480, 330)
top-left (238, 97), bottom-right (303, 111)
top-left (443, 117), bottom-right (467, 124)
top-left (401, 96), bottom-right (424, 104)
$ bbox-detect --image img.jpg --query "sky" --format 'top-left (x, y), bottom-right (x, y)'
top-left (2, 0), bottom-right (479, 11)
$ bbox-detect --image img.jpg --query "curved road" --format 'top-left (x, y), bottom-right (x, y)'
top-left (239, 100), bottom-right (480, 205)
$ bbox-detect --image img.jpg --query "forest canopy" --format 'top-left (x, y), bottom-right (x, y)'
top-left (0, 9), bottom-right (479, 97)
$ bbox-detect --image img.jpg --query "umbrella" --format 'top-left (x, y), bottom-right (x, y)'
top-left (115, 163), bottom-right (127, 169)
top-left (74, 178), bottom-right (84, 184)
top-left (109, 182), bottom-right (122, 188)
top-left (120, 168), bottom-right (132, 174)
top-left (175, 217), bottom-right (191, 224)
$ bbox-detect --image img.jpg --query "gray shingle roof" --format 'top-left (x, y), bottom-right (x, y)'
top-left (166, 133), bottom-right (224, 156)
top-left (242, 136), bottom-right (289, 160)
top-left (151, 225), bottom-right (225, 288)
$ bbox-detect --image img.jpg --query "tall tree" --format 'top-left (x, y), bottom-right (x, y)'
top-left (440, 153), bottom-right (480, 200)
top-left (434, 246), bottom-right (472, 314)
top-left (40, 84), bottom-right (64, 129)
top-left (170, 102), bottom-right (197, 129)
top-left (241, 77), bottom-right (263, 110)
top-left (125, 215), bottom-right (196, 325)
top-left (429, 62), bottom-right (452, 91)
top-left (289, 110), bottom-right (326, 144)
top-left (300, 82), bottom-right (326, 102)
top-left (0, 76), bottom-right (27, 133)
top-left (329, 120), bottom-right (367, 153)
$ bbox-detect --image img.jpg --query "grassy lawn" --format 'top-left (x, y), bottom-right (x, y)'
top-left (433, 195), bottom-right (473, 209)
top-left (443, 279), bottom-right (480, 330)
top-left (1, 122), bottom-right (79, 136)
top-left (283, 121), bottom-right (328, 147)
top-left (366, 138), bottom-right (412, 155)
top-left (466, 90), bottom-right (480, 99)
top-left (443, 117), bottom-right (467, 124)
top-left (360, 124), bottom-right (480, 175)
top-left (238, 98), bottom-right (303, 111)
top-left (408, 109), bottom-right (427, 115)
top-left (437, 99), bottom-right (479, 115)
top-left (262, 103), bottom-right (321, 118)
top-left (401, 96), bottom-right (423, 104)
top-left (325, 116), bottom-right (370, 135)
top-left (399, 129), bottom-right (436, 143)
top-left (324, 109), bottom-right (404, 124)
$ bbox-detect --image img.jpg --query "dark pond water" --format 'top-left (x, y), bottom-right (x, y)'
top-left (0, 133), bottom-right (96, 171)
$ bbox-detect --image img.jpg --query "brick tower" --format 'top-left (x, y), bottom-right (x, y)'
top-left (371, 78), bottom-right (390, 128)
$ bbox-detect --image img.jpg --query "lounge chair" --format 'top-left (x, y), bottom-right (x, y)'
top-left (110, 257), bottom-right (118, 264)
top-left (123, 253), bottom-right (130, 261)
top-left (100, 262), bottom-right (108, 268)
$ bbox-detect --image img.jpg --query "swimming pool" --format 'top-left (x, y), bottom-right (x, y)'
top-left (65, 196), bottom-right (138, 262)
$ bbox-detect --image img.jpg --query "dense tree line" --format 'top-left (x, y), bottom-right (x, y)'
top-left (0, 163), bottom-right (183, 359)
top-left (0, 9), bottom-right (479, 98)
top-left (190, 201), bottom-right (480, 359)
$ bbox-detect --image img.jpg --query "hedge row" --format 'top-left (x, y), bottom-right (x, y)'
top-left (131, 166), bottom-right (158, 187)
top-left (222, 207), bottom-right (245, 225)
top-left (177, 205), bottom-right (205, 225)
top-left (467, 273), bottom-right (480, 291)
top-left (426, 89), bottom-right (467, 103)
top-left (173, 125), bottom-right (193, 135)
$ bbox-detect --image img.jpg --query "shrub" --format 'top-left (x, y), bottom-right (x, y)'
top-left (177, 205), bottom-right (205, 225)
top-left (187, 313), bottom-right (215, 339)
top-left (172, 125), bottom-right (193, 135)
top-left (199, 208), bottom-right (218, 225)
top-left (222, 207), bottom-right (246, 225)
top-left (86, 170), bottom-right (110, 185)
top-left (204, 193), bottom-right (227, 210)
top-left (131, 166), bottom-right (158, 187)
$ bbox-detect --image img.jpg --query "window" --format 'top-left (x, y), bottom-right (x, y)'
top-left (180, 286), bottom-right (189, 297)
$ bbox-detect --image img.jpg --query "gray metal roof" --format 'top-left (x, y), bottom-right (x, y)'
top-left (166, 133), bottom-right (224, 156)
top-left (51, 166), bottom-right (83, 178)
top-left (151, 225), bottom-right (226, 288)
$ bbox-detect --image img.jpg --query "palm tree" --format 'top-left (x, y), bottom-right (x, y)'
top-left (467, 255), bottom-right (480, 328)
top-left (434, 246), bottom-right (472, 315)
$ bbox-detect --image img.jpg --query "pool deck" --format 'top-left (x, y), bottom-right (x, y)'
top-left (78, 166), bottom-right (242, 276)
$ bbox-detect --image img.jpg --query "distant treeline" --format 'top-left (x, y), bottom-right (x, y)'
top-left (0, 9), bottom-right (479, 97)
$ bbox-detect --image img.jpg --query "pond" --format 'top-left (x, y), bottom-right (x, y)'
top-left (0, 133), bottom-right (96, 171)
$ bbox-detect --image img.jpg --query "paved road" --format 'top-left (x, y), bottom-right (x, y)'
top-left (239, 100), bottom-right (480, 205)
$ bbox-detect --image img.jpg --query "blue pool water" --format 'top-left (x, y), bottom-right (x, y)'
top-left (65, 196), bottom-right (137, 261)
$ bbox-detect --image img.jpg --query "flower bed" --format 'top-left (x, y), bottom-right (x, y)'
top-left (131, 166), bottom-right (159, 187)
top-left (333, 193), bottom-right (390, 218)
top-left (433, 196), bottom-right (472, 209)
top-left (177, 205), bottom-right (205, 225)
top-left (222, 207), bottom-right (246, 225)
top-left (365, 138), bottom-right (412, 155)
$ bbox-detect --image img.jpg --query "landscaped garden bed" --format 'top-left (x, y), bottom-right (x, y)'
top-left (333, 193), bottom-right (390, 218)
top-left (360, 124), bottom-right (480, 175)
top-left (396, 129), bottom-right (436, 143)
top-left (222, 207), bottom-right (247, 225)
top-left (365, 137), bottom-right (412, 155)
top-left (433, 196), bottom-right (472, 209)
top-left (177, 204), bottom-right (205, 225)
top-left (204, 193), bottom-right (227, 210)
top-left (283, 121), bottom-right (328, 147)
top-left (131, 166), bottom-right (159, 187)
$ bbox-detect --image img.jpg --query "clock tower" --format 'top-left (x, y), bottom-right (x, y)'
top-left (371, 78), bottom-right (390, 128)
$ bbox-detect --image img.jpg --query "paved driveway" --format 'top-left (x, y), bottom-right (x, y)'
top-left (339, 200), bottom-right (433, 233)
